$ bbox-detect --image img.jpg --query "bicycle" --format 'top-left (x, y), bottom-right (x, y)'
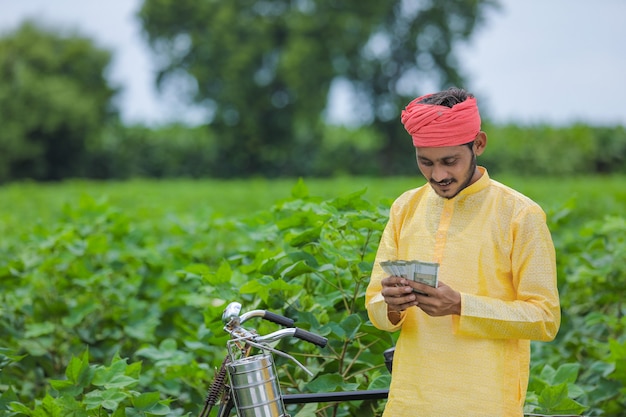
top-left (198, 302), bottom-right (586, 417)
top-left (198, 301), bottom-right (390, 417)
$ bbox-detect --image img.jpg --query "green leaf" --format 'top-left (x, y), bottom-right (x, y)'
top-left (132, 392), bottom-right (171, 415)
top-left (566, 383), bottom-right (586, 399)
top-left (293, 402), bottom-right (318, 417)
top-left (0, 387), bottom-right (19, 410)
top-left (280, 260), bottom-right (316, 279)
top-left (539, 364), bottom-right (556, 384)
top-left (84, 389), bottom-right (127, 411)
top-left (537, 383), bottom-right (568, 409)
top-left (535, 382), bottom-right (587, 414)
top-left (287, 250), bottom-right (320, 268)
top-left (33, 394), bottom-right (63, 417)
top-left (351, 217), bottom-right (385, 231)
top-left (92, 358), bottom-right (138, 389)
top-left (368, 375), bottom-right (391, 390)
top-left (0, 347), bottom-right (27, 366)
top-left (19, 339), bottom-right (52, 357)
top-left (131, 391), bottom-right (159, 410)
top-left (112, 407), bottom-right (127, 417)
top-left (607, 338), bottom-right (626, 382)
top-left (240, 276), bottom-right (299, 302)
top-left (329, 189), bottom-right (369, 211)
top-left (67, 350), bottom-right (94, 387)
top-left (287, 226), bottom-right (322, 247)
top-left (304, 374), bottom-right (359, 393)
top-left (543, 397), bottom-right (588, 415)
top-left (609, 357), bottom-right (626, 383)
top-left (291, 178), bottom-right (309, 199)
top-left (85, 233), bottom-right (108, 254)
top-left (9, 401), bottom-right (33, 415)
top-left (49, 379), bottom-right (80, 397)
top-left (50, 352), bottom-right (93, 396)
top-left (126, 360), bottom-right (143, 379)
top-left (61, 302), bottom-right (98, 328)
top-left (201, 259), bottom-right (233, 285)
top-left (240, 278), bottom-right (269, 300)
top-left (552, 363), bottom-right (580, 385)
top-left (124, 409), bottom-right (141, 417)
top-left (24, 322), bottom-right (55, 338)
top-left (339, 314), bottom-right (362, 341)
top-left (54, 396), bottom-right (89, 417)
top-left (184, 263), bottom-right (212, 276)
top-left (323, 322), bottom-right (346, 339)
top-left (135, 339), bottom-right (192, 367)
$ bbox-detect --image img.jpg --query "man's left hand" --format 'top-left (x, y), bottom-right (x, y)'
top-left (406, 280), bottom-right (461, 316)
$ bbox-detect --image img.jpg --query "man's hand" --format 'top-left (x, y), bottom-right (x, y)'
top-left (381, 276), bottom-right (418, 312)
top-left (381, 276), bottom-right (462, 317)
top-left (408, 280), bottom-right (461, 316)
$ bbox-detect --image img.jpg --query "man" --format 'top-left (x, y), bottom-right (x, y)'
top-left (365, 87), bottom-right (560, 416)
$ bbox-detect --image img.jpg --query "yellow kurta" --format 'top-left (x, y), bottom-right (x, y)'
top-left (365, 167), bottom-right (560, 417)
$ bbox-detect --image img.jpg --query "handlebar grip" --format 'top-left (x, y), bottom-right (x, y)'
top-left (263, 311), bottom-right (295, 328)
top-left (294, 328), bottom-right (328, 348)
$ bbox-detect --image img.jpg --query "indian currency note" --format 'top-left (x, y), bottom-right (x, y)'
top-left (411, 261), bottom-right (439, 288)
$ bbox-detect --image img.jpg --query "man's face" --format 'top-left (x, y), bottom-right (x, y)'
top-left (415, 144), bottom-right (478, 199)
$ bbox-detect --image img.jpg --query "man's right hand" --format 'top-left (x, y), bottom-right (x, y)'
top-left (381, 276), bottom-right (419, 312)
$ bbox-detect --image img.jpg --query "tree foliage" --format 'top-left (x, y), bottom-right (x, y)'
top-left (0, 22), bottom-right (118, 182)
top-left (138, 0), bottom-right (499, 177)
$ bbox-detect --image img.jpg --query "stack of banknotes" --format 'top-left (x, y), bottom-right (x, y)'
top-left (380, 260), bottom-right (439, 288)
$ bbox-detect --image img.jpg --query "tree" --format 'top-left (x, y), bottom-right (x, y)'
top-left (138, 0), bottom-right (498, 177)
top-left (0, 22), bottom-right (118, 182)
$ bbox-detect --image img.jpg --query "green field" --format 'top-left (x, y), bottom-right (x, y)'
top-left (1, 174), bottom-right (624, 230)
top-left (1, 175), bottom-right (625, 416)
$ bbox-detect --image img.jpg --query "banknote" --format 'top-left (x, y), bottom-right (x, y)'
top-left (380, 260), bottom-right (439, 288)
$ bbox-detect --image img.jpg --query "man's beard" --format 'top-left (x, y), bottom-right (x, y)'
top-left (432, 152), bottom-right (477, 199)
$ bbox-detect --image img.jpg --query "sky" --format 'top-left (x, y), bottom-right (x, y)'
top-left (1, 0), bottom-right (625, 127)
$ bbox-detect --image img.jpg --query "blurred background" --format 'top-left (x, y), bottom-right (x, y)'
top-left (1, 0), bottom-right (625, 181)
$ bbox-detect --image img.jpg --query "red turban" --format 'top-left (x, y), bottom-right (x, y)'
top-left (401, 94), bottom-right (481, 147)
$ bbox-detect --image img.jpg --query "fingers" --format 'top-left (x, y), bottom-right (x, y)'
top-left (391, 298), bottom-right (419, 311)
top-left (405, 280), bottom-right (437, 296)
top-left (381, 275), bottom-right (407, 288)
top-left (381, 276), bottom-right (418, 310)
top-left (405, 280), bottom-right (461, 316)
top-left (381, 276), bottom-right (413, 298)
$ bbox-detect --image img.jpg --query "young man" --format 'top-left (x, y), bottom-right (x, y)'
top-left (365, 88), bottom-right (561, 416)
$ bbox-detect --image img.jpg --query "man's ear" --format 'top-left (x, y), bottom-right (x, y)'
top-left (473, 131), bottom-right (487, 156)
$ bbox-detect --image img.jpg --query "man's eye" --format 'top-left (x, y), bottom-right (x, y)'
top-left (443, 159), bottom-right (457, 166)
top-left (419, 160), bottom-right (433, 166)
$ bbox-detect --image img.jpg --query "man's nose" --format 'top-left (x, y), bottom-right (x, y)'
top-left (431, 164), bottom-right (447, 182)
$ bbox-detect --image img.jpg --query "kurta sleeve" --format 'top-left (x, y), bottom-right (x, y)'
top-left (365, 202), bottom-right (405, 331)
top-left (453, 206), bottom-right (561, 341)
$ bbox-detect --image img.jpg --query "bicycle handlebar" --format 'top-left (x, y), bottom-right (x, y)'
top-left (294, 328), bottom-right (328, 348)
top-left (262, 311), bottom-right (296, 328)
top-left (239, 309), bottom-right (295, 328)
top-left (254, 327), bottom-right (327, 348)
top-left (223, 302), bottom-right (327, 348)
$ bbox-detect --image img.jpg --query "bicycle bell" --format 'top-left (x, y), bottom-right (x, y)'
top-left (222, 302), bottom-right (242, 325)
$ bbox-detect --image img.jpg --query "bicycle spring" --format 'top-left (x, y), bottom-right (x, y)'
top-left (206, 356), bottom-right (230, 406)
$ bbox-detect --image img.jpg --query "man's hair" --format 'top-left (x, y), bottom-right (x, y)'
top-left (418, 87), bottom-right (476, 149)
top-left (417, 87), bottom-right (474, 108)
